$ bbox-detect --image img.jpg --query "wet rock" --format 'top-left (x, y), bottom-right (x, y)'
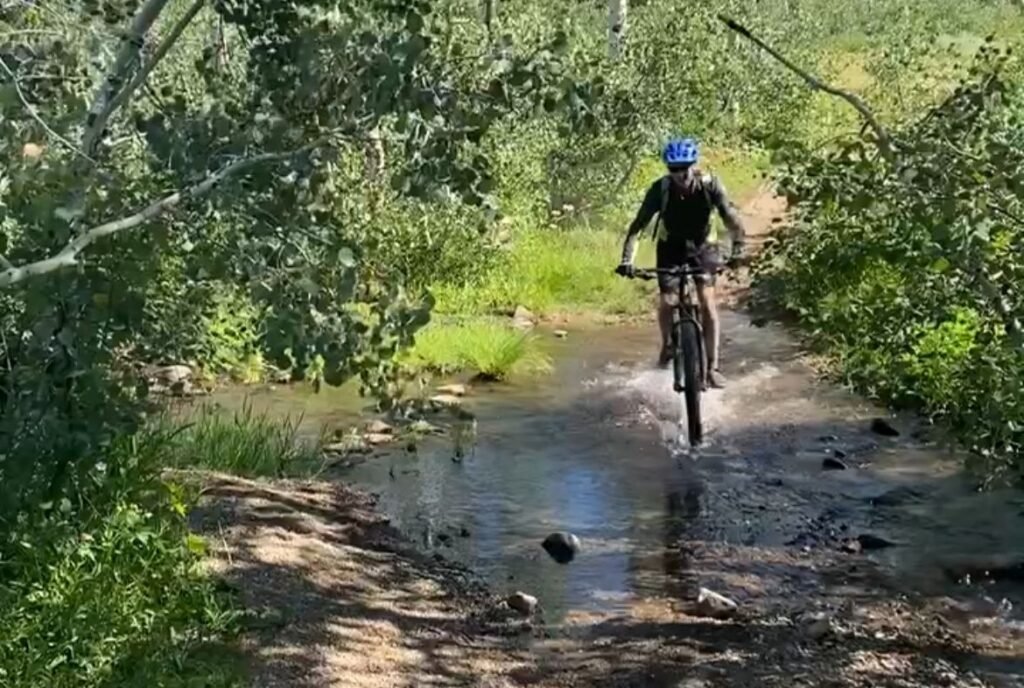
top-left (437, 532), bottom-right (452, 546)
top-left (822, 456), bottom-right (848, 471)
top-left (512, 305), bottom-right (537, 330)
top-left (541, 532), bottom-right (581, 564)
top-left (409, 419), bottom-right (443, 435)
top-left (459, 526), bottom-right (471, 538)
top-left (429, 394), bottom-right (463, 409)
top-left (365, 419), bottom-right (393, 435)
top-left (695, 588), bottom-right (739, 620)
top-left (152, 364), bottom-right (192, 384)
top-left (436, 383), bottom-right (468, 397)
top-left (870, 418), bottom-right (900, 437)
top-left (506, 591), bottom-right (538, 616)
top-left (801, 611), bottom-right (834, 640)
top-left (819, 434), bottom-right (839, 443)
top-left (553, 329), bottom-right (569, 339)
top-left (833, 448), bottom-right (849, 460)
top-left (856, 533), bottom-right (897, 550)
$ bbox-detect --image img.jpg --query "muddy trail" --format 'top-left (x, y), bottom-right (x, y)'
top-left (195, 191), bottom-right (1024, 687)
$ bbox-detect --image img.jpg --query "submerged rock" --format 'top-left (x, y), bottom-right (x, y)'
top-left (541, 532), bottom-right (581, 564)
top-left (506, 591), bottom-right (538, 616)
top-left (869, 486), bottom-right (926, 507)
top-left (553, 329), bottom-right (569, 339)
top-left (856, 533), bottom-right (897, 550)
top-left (870, 418), bottom-right (900, 437)
top-left (822, 456), bottom-right (848, 471)
top-left (695, 588), bottom-right (739, 619)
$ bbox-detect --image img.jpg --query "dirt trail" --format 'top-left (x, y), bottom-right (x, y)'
top-left (195, 190), bottom-right (1024, 687)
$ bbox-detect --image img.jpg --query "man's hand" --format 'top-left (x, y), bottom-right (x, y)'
top-left (615, 263), bottom-right (636, 278)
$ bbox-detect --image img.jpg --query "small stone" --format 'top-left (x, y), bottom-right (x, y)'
top-left (459, 526), bottom-right (471, 538)
top-left (364, 432), bottom-right (393, 446)
top-left (870, 418), bottom-right (900, 437)
top-left (436, 384), bottom-right (468, 397)
top-left (506, 591), bottom-right (538, 616)
top-left (541, 532), bottom-right (581, 564)
top-left (695, 588), bottom-right (739, 619)
top-left (819, 434), bottom-right (839, 443)
top-left (840, 538), bottom-right (863, 554)
top-left (553, 329), bottom-right (569, 339)
top-left (857, 533), bottom-right (897, 550)
top-left (833, 449), bottom-right (848, 460)
top-left (823, 457), bottom-right (848, 471)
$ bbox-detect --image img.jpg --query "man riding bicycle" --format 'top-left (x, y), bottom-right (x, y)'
top-left (616, 137), bottom-right (746, 388)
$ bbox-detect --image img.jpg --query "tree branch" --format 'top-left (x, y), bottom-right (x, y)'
top-left (101, 0), bottom-right (207, 145)
top-left (718, 15), bottom-right (895, 161)
top-left (81, 0), bottom-right (173, 158)
top-left (0, 147), bottom-right (310, 289)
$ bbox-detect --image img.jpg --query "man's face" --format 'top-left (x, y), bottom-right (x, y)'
top-left (667, 164), bottom-right (693, 183)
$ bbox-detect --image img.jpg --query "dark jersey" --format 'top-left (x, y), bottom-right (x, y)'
top-left (620, 171), bottom-right (745, 265)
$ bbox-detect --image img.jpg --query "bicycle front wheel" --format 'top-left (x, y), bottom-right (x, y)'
top-left (675, 318), bottom-right (703, 446)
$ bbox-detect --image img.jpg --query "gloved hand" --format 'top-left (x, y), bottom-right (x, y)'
top-left (615, 263), bottom-right (636, 278)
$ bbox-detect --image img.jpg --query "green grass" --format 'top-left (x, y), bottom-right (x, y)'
top-left (164, 402), bottom-right (325, 477)
top-left (403, 319), bottom-right (553, 380)
top-left (433, 229), bottom-right (655, 317)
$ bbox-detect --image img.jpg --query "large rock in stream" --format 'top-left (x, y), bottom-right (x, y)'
top-left (541, 532), bottom-right (581, 564)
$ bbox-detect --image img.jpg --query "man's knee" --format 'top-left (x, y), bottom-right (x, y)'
top-left (697, 285), bottom-right (717, 313)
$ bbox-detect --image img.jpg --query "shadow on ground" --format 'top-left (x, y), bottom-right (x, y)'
top-left (190, 470), bottom-right (1024, 688)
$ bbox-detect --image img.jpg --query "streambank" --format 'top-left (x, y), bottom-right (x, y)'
top-left (191, 189), bottom-right (1024, 687)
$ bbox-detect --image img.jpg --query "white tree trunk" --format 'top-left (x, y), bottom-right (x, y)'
top-left (608, 0), bottom-right (627, 61)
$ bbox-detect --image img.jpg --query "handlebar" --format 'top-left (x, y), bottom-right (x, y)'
top-left (618, 266), bottom-right (726, 281)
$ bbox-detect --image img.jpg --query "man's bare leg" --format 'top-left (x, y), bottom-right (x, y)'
top-left (658, 292), bottom-right (677, 367)
top-left (696, 283), bottom-right (725, 388)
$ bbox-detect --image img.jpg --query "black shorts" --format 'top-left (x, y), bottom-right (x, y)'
top-left (655, 241), bottom-right (720, 293)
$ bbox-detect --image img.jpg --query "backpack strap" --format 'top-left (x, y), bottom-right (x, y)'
top-left (654, 175), bottom-right (670, 241)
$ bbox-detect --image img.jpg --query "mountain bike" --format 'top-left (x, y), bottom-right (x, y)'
top-left (624, 265), bottom-right (719, 447)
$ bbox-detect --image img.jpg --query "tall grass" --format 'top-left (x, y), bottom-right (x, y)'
top-left (403, 320), bottom-right (553, 380)
top-left (431, 147), bottom-right (767, 319)
top-left (165, 402), bottom-right (325, 477)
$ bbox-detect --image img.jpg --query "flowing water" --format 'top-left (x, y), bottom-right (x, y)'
top-left (211, 311), bottom-right (1024, 628)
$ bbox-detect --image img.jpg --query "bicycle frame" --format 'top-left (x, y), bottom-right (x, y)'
top-left (635, 266), bottom-right (707, 393)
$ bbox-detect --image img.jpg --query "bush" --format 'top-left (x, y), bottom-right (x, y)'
top-left (0, 435), bottom-right (242, 688)
top-left (758, 55), bottom-right (1024, 485)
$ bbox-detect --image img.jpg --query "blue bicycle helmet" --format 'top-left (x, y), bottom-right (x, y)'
top-left (662, 137), bottom-right (699, 166)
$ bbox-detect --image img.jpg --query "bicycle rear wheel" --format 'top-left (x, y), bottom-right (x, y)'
top-left (675, 317), bottom-right (703, 446)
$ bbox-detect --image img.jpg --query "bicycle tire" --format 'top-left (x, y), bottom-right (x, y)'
top-left (676, 317), bottom-right (703, 446)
